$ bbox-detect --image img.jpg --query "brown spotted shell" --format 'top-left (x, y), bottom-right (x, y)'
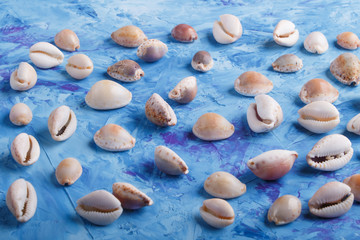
top-left (107, 60), bottom-right (144, 82)
top-left (111, 25), bottom-right (147, 47)
top-left (330, 53), bottom-right (360, 85)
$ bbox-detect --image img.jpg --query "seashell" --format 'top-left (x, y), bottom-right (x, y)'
top-left (347, 113), bottom-right (360, 135)
top-left (247, 150), bottom-right (298, 180)
top-left (337, 32), bottom-right (360, 50)
top-left (145, 93), bottom-right (177, 127)
top-left (137, 39), bottom-right (168, 62)
top-left (168, 76), bottom-right (197, 103)
top-left (29, 42), bottom-right (64, 69)
top-left (299, 78), bottom-right (339, 104)
top-left (204, 171), bottom-right (246, 199)
top-left (199, 198), bottom-right (234, 228)
top-left (55, 157), bottom-right (82, 186)
top-left (267, 195), bottom-right (301, 225)
top-left (48, 105), bottom-right (77, 141)
top-left (191, 51), bottom-right (214, 72)
top-left (112, 182), bottom-right (153, 209)
top-left (111, 25), bottom-right (147, 48)
top-left (93, 124), bottom-right (135, 151)
top-left (234, 71), bottom-right (273, 96)
top-left (273, 20), bottom-right (299, 47)
top-left (154, 145), bottom-right (188, 175)
top-left (343, 174), bottom-right (360, 201)
top-left (11, 133), bottom-right (40, 166)
top-left (247, 94), bottom-right (283, 133)
top-left (330, 53), bottom-right (360, 85)
top-left (85, 80), bottom-right (132, 110)
top-left (6, 179), bottom-right (37, 222)
top-left (10, 62), bottom-right (37, 91)
top-left (213, 14), bottom-right (242, 44)
top-left (297, 101), bottom-right (340, 134)
top-left (272, 54), bottom-right (303, 73)
top-left (171, 24), bottom-right (198, 42)
top-left (308, 181), bottom-right (354, 218)
top-left (107, 60), bottom-right (144, 82)
top-left (192, 112), bottom-right (234, 141)
top-left (54, 29), bottom-right (80, 52)
top-left (306, 134), bottom-right (353, 171)
top-left (9, 103), bottom-right (32, 126)
top-left (76, 190), bottom-right (123, 225)
top-left (304, 32), bottom-right (329, 54)
top-left (65, 54), bottom-right (93, 80)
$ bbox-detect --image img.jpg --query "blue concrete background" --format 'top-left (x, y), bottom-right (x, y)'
top-left (1, 0), bottom-right (360, 239)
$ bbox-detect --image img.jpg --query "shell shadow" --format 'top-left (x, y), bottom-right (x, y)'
top-left (0, 203), bottom-right (19, 227)
top-left (197, 185), bottom-right (212, 199)
top-left (227, 86), bottom-right (242, 97)
top-left (299, 45), bottom-right (315, 56)
top-left (297, 164), bottom-right (319, 178)
top-left (263, 40), bottom-right (281, 49)
top-left (293, 97), bottom-right (305, 108)
top-left (206, 32), bottom-right (219, 46)
top-left (333, 40), bottom-right (353, 51)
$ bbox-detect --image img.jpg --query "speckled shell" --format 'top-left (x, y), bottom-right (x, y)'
top-left (212, 14), bottom-right (242, 44)
top-left (168, 76), bottom-right (197, 103)
top-left (268, 195), bottom-right (301, 225)
top-left (247, 150), bottom-right (298, 180)
top-left (111, 25), bottom-right (147, 48)
top-left (112, 182), bottom-right (153, 210)
top-left (272, 54), bottom-right (303, 72)
top-left (306, 134), bottom-right (353, 171)
top-left (308, 181), bottom-right (354, 218)
top-left (171, 24), bottom-right (198, 42)
top-left (107, 60), bottom-right (144, 82)
top-left (304, 32), bottom-right (329, 54)
top-left (330, 53), bottom-right (360, 85)
top-left (273, 20), bottom-right (299, 47)
top-left (145, 93), bottom-right (177, 127)
top-left (298, 101), bottom-right (340, 134)
top-left (192, 113), bottom-right (234, 141)
top-left (154, 145), bottom-right (188, 175)
top-left (137, 39), bottom-right (168, 62)
top-left (48, 105), bottom-right (77, 141)
top-left (347, 113), bottom-right (360, 135)
top-left (200, 198), bottom-right (235, 228)
top-left (54, 29), bottom-right (80, 52)
top-left (299, 78), bottom-right (339, 104)
top-left (93, 124), bottom-right (135, 151)
top-left (343, 174), bottom-right (360, 201)
top-left (66, 54), bottom-right (93, 80)
top-left (10, 62), bottom-right (37, 91)
top-left (204, 171), bottom-right (246, 199)
top-left (191, 51), bottom-right (214, 72)
top-left (11, 133), bottom-right (40, 166)
top-left (55, 158), bottom-right (82, 186)
top-left (337, 32), bottom-right (360, 50)
top-left (234, 71), bottom-right (273, 96)
top-left (29, 42), bottom-right (64, 69)
top-left (9, 103), bottom-right (32, 126)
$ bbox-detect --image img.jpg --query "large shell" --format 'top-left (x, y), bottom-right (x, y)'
top-left (76, 190), bottom-right (123, 225)
top-left (347, 113), bottom-right (360, 135)
top-left (297, 101), bottom-right (340, 133)
top-left (55, 157), bottom-right (82, 186)
top-left (273, 20), bottom-right (299, 47)
top-left (304, 32), bottom-right (329, 54)
top-left (10, 62), bottom-right (37, 91)
top-left (11, 133), bottom-right (40, 166)
top-left (29, 42), bottom-right (64, 69)
top-left (107, 60), bottom-right (144, 82)
top-left (171, 24), bottom-right (198, 43)
top-left (330, 53), bottom-right (360, 86)
top-left (234, 71), bottom-right (273, 96)
top-left (9, 103), bottom-right (33, 126)
top-left (199, 198), bottom-right (235, 228)
top-left (306, 134), bottom-right (353, 171)
top-left (212, 14), bottom-right (242, 44)
top-left (112, 182), bottom-right (153, 210)
top-left (85, 80), bottom-right (132, 110)
top-left (343, 174), bottom-right (360, 201)
top-left (192, 113), bottom-right (234, 141)
top-left (145, 93), bottom-right (177, 127)
top-left (308, 181), bottom-right (354, 218)
top-left (111, 25), bottom-right (147, 48)
top-left (247, 150), bottom-right (298, 180)
top-left (93, 124), bottom-right (135, 151)
top-left (204, 171), bottom-right (246, 199)
top-left (299, 78), bottom-right (339, 104)
top-left (337, 32), bottom-right (360, 50)
top-left (48, 105), bottom-right (77, 141)
top-left (137, 39), bottom-right (168, 62)
top-left (168, 76), bottom-right (197, 103)
top-left (54, 29), bottom-right (80, 52)
top-left (272, 54), bottom-right (303, 73)
top-left (154, 145), bottom-right (188, 175)
top-left (267, 195), bottom-right (301, 225)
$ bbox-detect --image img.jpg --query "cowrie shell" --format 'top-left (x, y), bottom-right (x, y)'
top-left (347, 113), bottom-right (360, 135)
top-left (200, 198), bottom-right (235, 228)
top-left (154, 146), bottom-right (188, 175)
top-left (54, 29), bottom-right (80, 52)
top-left (48, 105), bottom-right (77, 141)
top-left (273, 20), bottom-right (299, 47)
top-left (234, 71), bottom-right (273, 96)
top-left (268, 195), bottom-right (301, 225)
top-left (29, 42), bottom-right (64, 69)
top-left (168, 76), bottom-right (197, 104)
top-left (204, 171), bottom-right (246, 199)
top-left (145, 93), bottom-right (177, 127)
top-left (107, 60), bottom-right (144, 82)
top-left (9, 103), bottom-right (32, 126)
top-left (111, 25), bottom-right (147, 48)
top-left (337, 32), bottom-right (360, 50)
top-left (304, 32), bottom-right (329, 54)
top-left (137, 39), bottom-right (167, 62)
top-left (112, 182), bottom-right (153, 210)
top-left (66, 54), bottom-right (93, 80)
top-left (11, 133), bottom-right (40, 166)
top-left (212, 14), bottom-right (242, 44)
top-left (10, 62), bottom-right (37, 91)
top-left (55, 157), bottom-right (82, 186)
top-left (299, 78), bottom-right (338, 104)
top-left (272, 54), bottom-right (303, 73)
top-left (330, 53), bottom-right (360, 86)
top-left (93, 124), bottom-right (135, 151)
top-left (343, 174), bottom-right (360, 201)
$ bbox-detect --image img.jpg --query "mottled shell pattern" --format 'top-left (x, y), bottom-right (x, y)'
top-left (273, 20), bottom-right (299, 47)
top-left (11, 133), bottom-right (40, 166)
top-left (145, 93), bottom-right (177, 127)
top-left (343, 174), bottom-right (360, 201)
top-left (112, 182), bottom-right (153, 210)
top-left (10, 62), bottom-right (37, 91)
top-left (111, 25), bottom-right (147, 48)
top-left (55, 158), bottom-right (83, 186)
top-left (304, 32), bottom-right (329, 54)
top-left (267, 195), bottom-right (301, 225)
top-left (137, 39), bottom-right (168, 62)
top-left (168, 76), bottom-right (197, 103)
top-left (204, 171), bottom-right (246, 199)
top-left (347, 113), bottom-right (360, 135)
top-left (330, 53), bottom-right (360, 86)
top-left (336, 32), bottom-right (360, 50)
top-left (272, 54), bottom-right (303, 73)
top-left (199, 198), bottom-right (235, 228)
top-left (107, 60), bottom-right (144, 82)
top-left (299, 78), bottom-right (339, 104)
top-left (93, 124), bottom-right (135, 151)
top-left (48, 105), bottom-right (77, 141)
top-left (54, 29), bottom-right (80, 52)
top-left (213, 14), bottom-right (242, 44)
top-left (9, 103), bottom-right (33, 126)
top-left (154, 145), bottom-right (188, 175)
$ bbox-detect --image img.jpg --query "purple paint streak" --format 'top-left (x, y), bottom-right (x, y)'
top-left (60, 83), bottom-right (79, 92)
top-left (255, 182), bottom-right (281, 202)
top-left (160, 131), bottom-right (188, 147)
top-left (0, 25), bottom-right (28, 35)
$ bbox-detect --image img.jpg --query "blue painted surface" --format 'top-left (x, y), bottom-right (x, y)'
top-left (1, 0), bottom-right (360, 239)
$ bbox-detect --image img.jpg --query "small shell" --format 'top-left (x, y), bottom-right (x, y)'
top-left (93, 124), bottom-right (135, 151)
top-left (11, 133), bottom-right (40, 166)
top-left (297, 101), bottom-right (340, 134)
top-left (192, 113), bottom-right (234, 141)
top-left (212, 14), bottom-right (242, 44)
top-left (111, 25), bottom-right (147, 48)
top-left (347, 113), bottom-right (360, 134)
top-left (55, 158), bottom-right (82, 186)
top-left (247, 94), bottom-right (283, 133)
top-left (272, 54), bottom-right (303, 73)
top-left (112, 182), bottom-right (153, 209)
top-left (304, 32), bottom-right (329, 54)
top-left (76, 190), bottom-right (123, 225)
top-left (29, 42), bottom-right (64, 69)
top-left (107, 60), bottom-right (144, 82)
top-left (204, 171), bottom-right (246, 199)
top-left (145, 93), bottom-right (177, 127)
top-left (234, 71), bottom-right (273, 96)
top-left (54, 29), bottom-right (80, 52)
top-left (171, 24), bottom-right (198, 42)
top-left (9, 103), bottom-right (33, 126)
top-left (191, 51), bottom-right (214, 72)
top-left (10, 62), bottom-right (37, 91)
top-left (6, 179), bottom-right (37, 222)
top-left (48, 105), bottom-right (77, 141)
top-left (168, 76), bottom-right (197, 103)
top-left (154, 146), bottom-right (188, 175)
top-left (330, 53), bottom-right (360, 85)
top-left (199, 198), bottom-right (235, 228)
top-left (247, 150), bottom-right (298, 180)
top-left (65, 54), bottom-right (93, 80)
top-left (337, 32), bottom-right (360, 50)
top-left (343, 174), bottom-right (360, 201)
top-left (308, 181), bottom-right (354, 218)
top-left (299, 78), bottom-right (339, 104)
top-left (267, 195), bottom-right (301, 225)
top-left (306, 134), bottom-right (353, 171)
top-left (85, 80), bottom-right (132, 110)
top-left (273, 20), bottom-right (299, 47)
top-left (137, 39), bottom-right (168, 62)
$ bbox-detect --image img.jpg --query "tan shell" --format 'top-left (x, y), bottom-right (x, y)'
top-left (304, 32), bottom-right (329, 54)
top-left (66, 54), bottom-right (93, 79)
top-left (168, 76), bottom-right (197, 103)
top-left (212, 14), bottom-right (242, 44)
top-left (93, 124), bottom-right (135, 151)
top-left (343, 174), bottom-right (360, 201)
top-left (107, 60), bottom-right (144, 82)
top-left (273, 20), bottom-right (299, 47)
top-left (54, 29), bottom-right (80, 52)
top-left (299, 78), bottom-right (339, 104)
top-left (48, 105), bottom-right (77, 141)
top-left (272, 54), bottom-right (303, 73)
top-left (192, 113), bottom-right (234, 141)
top-left (9, 103), bottom-right (32, 126)
top-left (204, 171), bottom-right (246, 199)
top-left (111, 25), bottom-right (147, 48)
top-left (137, 39), bottom-right (168, 62)
top-left (234, 71), bottom-right (273, 96)
top-left (267, 195), bottom-right (301, 225)
top-left (308, 181), bottom-right (354, 218)
top-left (191, 51), bottom-right (214, 72)
top-left (330, 53), bottom-right (360, 85)
top-left (336, 32), bottom-right (360, 50)
top-left (154, 145), bottom-right (188, 175)
top-left (29, 42), bottom-right (64, 69)
top-left (10, 62), bottom-right (37, 91)
top-left (145, 93), bottom-right (177, 127)
top-left (347, 113), bottom-right (360, 135)
top-left (112, 182), bottom-right (153, 209)
top-left (199, 198), bottom-right (235, 228)
top-left (11, 133), bottom-right (40, 166)
top-left (55, 158), bottom-right (82, 186)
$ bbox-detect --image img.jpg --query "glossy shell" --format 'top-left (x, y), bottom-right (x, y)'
top-left (48, 105), bottom-right (77, 141)
top-left (29, 42), bottom-right (64, 69)
top-left (93, 124), bottom-right (135, 151)
top-left (304, 32), bottom-right (329, 54)
top-left (10, 62), bottom-right (37, 91)
top-left (9, 103), bottom-right (33, 126)
top-left (154, 145), bottom-right (188, 175)
top-left (11, 133), bottom-right (40, 166)
top-left (268, 195), bottom-right (301, 225)
top-left (113, 182), bottom-right (153, 210)
top-left (347, 113), bottom-right (360, 135)
top-left (54, 29), bottom-right (80, 52)
top-left (55, 158), bottom-right (82, 186)
top-left (111, 25), bottom-right (147, 48)
top-left (171, 24), bottom-right (198, 42)
top-left (234, 71), bottom-right (273, 96)
top-left (168, 76), bottom-right (197, 103)
top-left (213, 14), bottom-right (242, 44)
top-left (273, 20), bottom-right (299, 47)
top-left (137, 39), bottom-right (168, 62)
top-left (145, 93), bottom-right (177, 127)
top-left (343, 174), bottom-right (360, 201)
top-left (191, 51), bottom-right (214, 72)
top-left (66, 54), bottom-right (93, 79)
top-left (107, 60), bottom-right (144, 82)
top-left (299, 78), bottom-right (339, 104)
top-left (337, 32), bottom-right (360, 50)
top-left (272, 54), bottom-right (303, 73)
top-left (200, 198), bottom-right (235, 228)
top-left (204, 171), bottom-right (246, 199)
top-left (330, 53), bottom-right (360, 85)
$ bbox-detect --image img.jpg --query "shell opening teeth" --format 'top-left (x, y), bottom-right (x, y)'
top-left (311, 151), bottom-right (348, 163)
top-left (21, 187), bottom-right (30, 217)
top-left (25, 137), bottom-right (33, 163)
top-left (318, 193), bottom-right (351, 209)
top-left (277, 30), bottom-right (296, 38)
top-left (79, 204), bottom-right (119, 213)
top-left (56, 113), bottom-right (72, 136)
top-left (301, 115), bottom-right (338, 122)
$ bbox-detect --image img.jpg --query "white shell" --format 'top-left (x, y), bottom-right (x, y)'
top-left (347, 113), bottom-right (360, 135)
top-left (204, 171), bottom-right (246, 199)
top-left (168, 76), bottom-right (197, 103)
top-left (93, 124), bottom-right (135, 151)
top-left (145, 93), bottom-right (177, 127)
top-left (112, 182), bottom-right (153, 210)
top-left (272, 54), bottom-right (303, 73)
top-left (306, 134), bottom-right (353, 171)
top-left (29, 42), bottom-right (64, 69)
top-left (268, 195), bottom-right (301, 225)
top-left (343, 174), bottom-right (360, 201)
top-left (66, 54), bottom-right (93, 79)
top-left (11, 133), bottom-right (40, 166)
top-left (299, 78), bottom-right (339, 104)
top-left (55, 157), bottom-right (82, 186)
top-left (273, 20), bottom-right (299, 47)
top-left (199, 198), bottom-right (235, 228)
top-left (304, 32), bottom-right (329, 54)
top-left (10, 62), bottom-right (37, 91)
top-left (9, 103), bottom-right (33, 126)
top-left (234, 71), bottom-right (273, 96)
top-left (48, 105), bottom-right (77, 141)
top-left (154, 146), bottom-right (188, 175)
top-left (213, 14), bottom-right (242, 44)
